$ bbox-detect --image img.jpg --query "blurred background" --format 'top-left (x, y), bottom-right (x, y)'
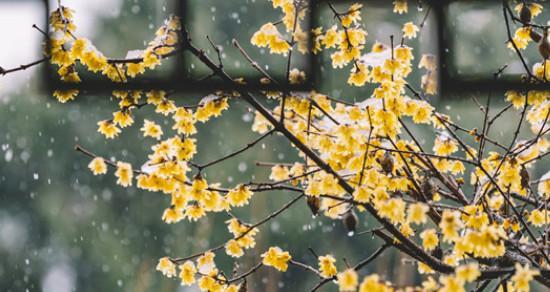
top-left (0, 0), bottom-right (548, 291)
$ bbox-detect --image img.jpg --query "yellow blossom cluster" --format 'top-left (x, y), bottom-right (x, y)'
top-left (43, 2), bottom-right (550, 291)
top-left (49, 7), bottom-right (182, 103)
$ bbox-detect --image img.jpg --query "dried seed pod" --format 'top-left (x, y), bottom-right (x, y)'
top-left (520, 165), bottom-right (530, 190)
top-left (343, 210), bottom-right (358, 233)
top-left (379, 151), bottom-right (395, 174)
top-left (530, 28), bottom-right (542, 43)
top-left (519, 4), bottom-right (532, 24)
top-left (306, 196), bottom-right (321, 216)
top-left (539, 28), bottom-right (550, 60)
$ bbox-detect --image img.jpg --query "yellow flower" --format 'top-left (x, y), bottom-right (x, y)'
top-left (226, 184), bottom-right (254, 207)
top-left (179, 261), bottom-right (197, 286)
top-left (146, 90), bottom-right (166, 105)
top-left (402, 22), bottom-right (419, 39)
top-left (439, 275), bottom-right (465, 292)
top-left (250, 22), bottom-right (290, 54)
top-left (51, 49), bottom-right (75, 67)
top-left (269, 37), bottom-right (291, 54)
top-left (508, 27), bottom-right (532, 50)
top-left (358, 274), bottom-right (391, 292)
top-left (141, 119), bottom-right (163, 140)
top-left (506, 91), bottom-right (526, 109)
top-left (251, 23), bottom-right (276, 47)
top-left (393, 0), bottom-right (408, 14)
top-left (433, 135), bottom-right (458, 155)
top-left (318, 255), bottom-right (337, 278)
top-left (341, 4), bottom-right (362, 28)
top-left (323, 26), bottom-right (340, 48)
top-left (353, 186), bottom-right (370, 203)
top-left (421, 276), bottom-right (438, 291)
top-left (261, 246), bottom-right (292, 272)
top-left (70, 38), bottom-right (89, 59)
top-left (197, 252), bottom-right (215, 274)
top-left (377, 198), bottom-right (406, 224)
top-left (97, 120), bottom-right (121, 139)
top-left (172, 107), bottom-right (197, 136)
top-left (81, 51), bottom-right (107, 73)
top-left (270, 165), bottom-right (290, 181)
top-left (195, 97), bottom-right (229, 122)
top-left (115, 161), bottom-right (133, 187)
top-left (156, 257), bottom-right (176, 278)
top-left (348, 64), bottom-right (369, 87)
top-left (528, 209), bottom-right (547, 227)
top-left (162, 207), bottom-right (184, 224)
top-left (53, 89), bottom-right (79, 103)
top-left (88, 157), bottom-right (107, 175)
top-left (420, 229), bottom-right (439, 251)
top-left (412, 101), bottom-right (433, 124)
top-left (439, 210), bottom-right (463, 242)
top-left (112, 111), bottom-right (134, 128)
top-left (418, 262), bottom-right (435, 274)
top-left (337, 268), bottom-right (358, 291)
top-left (407, 202), bottom-right (429, 225)
top-left (156, 99), bottom-right (177, 116)
top-left (185, 204), bottom-right (206, 221)
top-left (126, 62), bottom-right (145, 77)
top-left (344, 28), bottom-right (368, 47)
top-left (511, 263), bottom-right (539, 292)
top-left (455, 263), bottom-right (480, 283)
top-left (225, 239), bottom-right (244, 258)
top-left (49, 6), bottom-right (76, 33)
top-left (143, 49), bottom-right (160, 69)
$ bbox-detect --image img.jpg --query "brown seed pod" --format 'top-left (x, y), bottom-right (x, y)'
top-left (379, 151), bottom-right (395, 175)
top-left (520, 165), bottom-right (530, 190)
top-left (539, 29), bottom-right (550, 60)
top-left (519, 4), bottom-right (532, 24)
top-left (306, 196), bottom-right (321, 216)
top-left (343, 210), bottom-right (358, 233)
top-left (530, 29), bottom-right (542, 43)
